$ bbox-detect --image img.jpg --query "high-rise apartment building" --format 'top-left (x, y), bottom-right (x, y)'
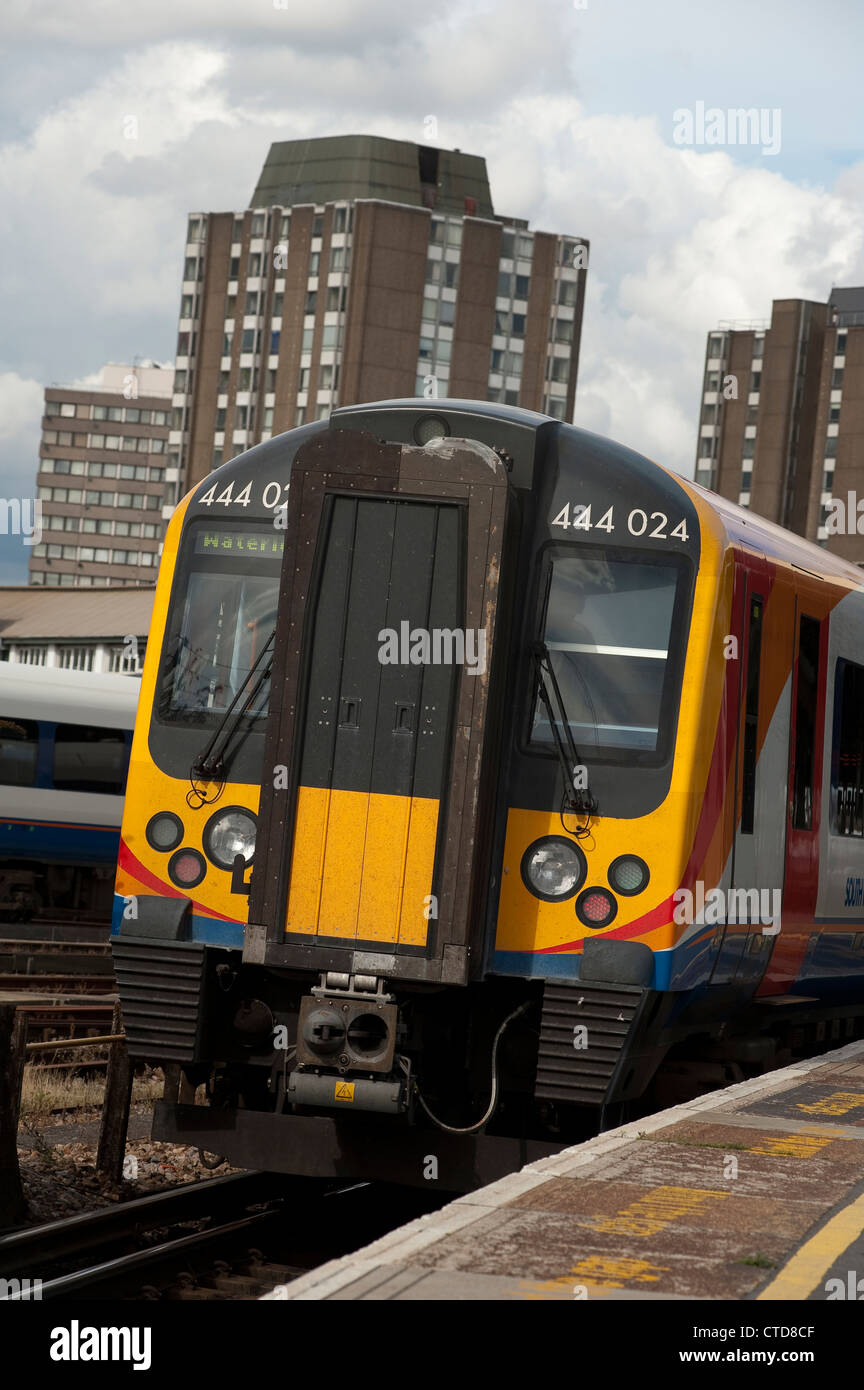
top-left (694, 289), bottom-right (864, 561)
top-left (29, 363), bottom-right (174, 588)
top-left (170, 134), bottom-right (588, 495)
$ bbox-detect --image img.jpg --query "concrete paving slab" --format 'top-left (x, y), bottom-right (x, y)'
top-left (269, 1041), bottom-right (864, 1301)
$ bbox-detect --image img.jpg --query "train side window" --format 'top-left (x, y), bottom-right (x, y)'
top-left (53, 724), bottom-right (130, 795)
top-left (792, 615), bottom-right (821, 831)
top-left (831, 659), bottom-right (864, 837)
top-left (740, 595), bottom-right (763, 835)
top-left (0, 717), bottom-right (38, 786)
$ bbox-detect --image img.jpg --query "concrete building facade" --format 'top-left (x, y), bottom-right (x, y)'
top-left (695, 289), bottom-right (864, 561)
top-left (28, 363), bottom-right (174, 588)
top-left (169, 135), bottom-right (589, 495)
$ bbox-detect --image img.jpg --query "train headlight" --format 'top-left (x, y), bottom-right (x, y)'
top-left (521, 836), bottom-right (586, 902)
top-left (608, 855), bottom-right (650, 896)
top-left (204, 807), bottom-right (257, 870)
top-left (576, 887), bottom-right (618, 928)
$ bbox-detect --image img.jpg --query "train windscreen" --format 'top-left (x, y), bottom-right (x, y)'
top-left (158, 521), bottom-right (282, 726)
top-left (531, 549), bottom-right (689, 760)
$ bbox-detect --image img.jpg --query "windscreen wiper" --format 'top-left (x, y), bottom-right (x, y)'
top-left (189, 626), bottom-right (276, 793)
top-left (532, 641), bottom-right (598, 824)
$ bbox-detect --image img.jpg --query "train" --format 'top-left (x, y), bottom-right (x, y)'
top-left (111, 397), bottom-right (864, 1189)
top-left (0, 663), bottom-right (138, 920)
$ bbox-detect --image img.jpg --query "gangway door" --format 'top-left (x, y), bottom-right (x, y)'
top-left (245, 427), bottom-right (511, 985)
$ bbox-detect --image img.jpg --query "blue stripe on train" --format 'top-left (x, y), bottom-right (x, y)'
top-left (111, 893), bottom-right (245, 948)
top-left (491, 947), bottom-right (675, 987)
top-left (0, 820), bottom-right (119, 865)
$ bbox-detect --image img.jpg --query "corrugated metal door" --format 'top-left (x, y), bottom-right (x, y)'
top-left (285, 495), bottom-right (462, 947)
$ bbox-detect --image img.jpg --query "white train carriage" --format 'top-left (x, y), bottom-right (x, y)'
top-left (0, 664), bottom-right (139, 918)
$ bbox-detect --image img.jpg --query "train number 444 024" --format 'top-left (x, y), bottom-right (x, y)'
top-left (550, 502), bottom-right (689, 542)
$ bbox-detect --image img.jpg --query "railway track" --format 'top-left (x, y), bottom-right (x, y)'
top-left (0, 973), bottom-right (114, 994)
top-left (0, 1171), bottom-right (446, 1301)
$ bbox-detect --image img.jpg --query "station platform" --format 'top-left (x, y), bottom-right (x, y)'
top-left (264, 1040), bottom-right (864, 1301)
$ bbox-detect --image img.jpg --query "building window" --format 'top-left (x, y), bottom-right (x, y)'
top-left (109, 644), bottom-right (141, 674)
top-left (57, 647), bottom-right (95, 672)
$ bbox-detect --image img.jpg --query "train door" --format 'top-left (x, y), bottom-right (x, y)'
top-left (720, 556), bottom-right (785, 983)
top-left (246, 427), bottom-right (512, 986)
top-left (283, 493), bottom-right (462, 949)
top-left (782, 602), bottom-right (826, 927)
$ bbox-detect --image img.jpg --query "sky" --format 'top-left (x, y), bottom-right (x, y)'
top-left (1, 0), bottom-right (863, 582)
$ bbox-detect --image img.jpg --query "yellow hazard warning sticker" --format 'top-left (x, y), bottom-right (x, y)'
top-left (334, 1081), bottom-right (355, 1102)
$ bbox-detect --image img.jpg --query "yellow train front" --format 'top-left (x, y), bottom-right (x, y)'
top-left (111, 398), bottom-right (864, 1188)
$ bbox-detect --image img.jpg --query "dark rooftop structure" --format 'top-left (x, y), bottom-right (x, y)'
top-left (829, 286), bottom-right (864, 327)
top-left (250, 134), bottom-right (495, 219)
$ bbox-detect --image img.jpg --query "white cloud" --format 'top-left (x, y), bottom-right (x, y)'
top-left (2, 4), bottom-right (864, 525)
top-left (0, 371), bottom-right (43, 446)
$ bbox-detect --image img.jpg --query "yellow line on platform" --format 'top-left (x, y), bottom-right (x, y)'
top-left (756, 1190), bottom-right (864, 1300)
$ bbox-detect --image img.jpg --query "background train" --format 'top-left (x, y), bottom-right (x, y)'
top-left (112, 398), bottom-right (864, 1189)
top-left (0, 664), bottom-right (138, 920)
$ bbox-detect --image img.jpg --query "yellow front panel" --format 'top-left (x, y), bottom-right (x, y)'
top-left (284, 785), bottom-right (330, 935)
top-left (398, 797), bottom-right (440, 945)
top-left (285, 786), bottom-right (439, 945)
top-left (357, 793), bottom-right (411, 941)
top-left (313, 788), bottom-right (368, 938)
